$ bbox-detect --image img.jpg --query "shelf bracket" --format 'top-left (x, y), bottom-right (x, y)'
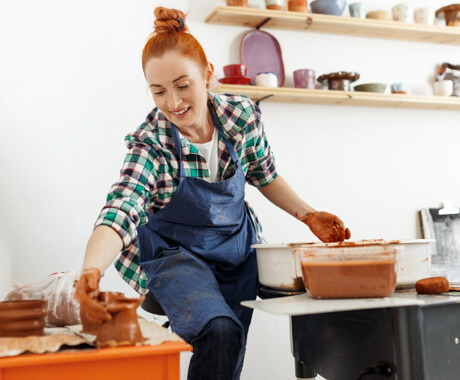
top-left (255, 17), bottom-right (271, 29)
top-left (255, 94), bottom-right (274, 106)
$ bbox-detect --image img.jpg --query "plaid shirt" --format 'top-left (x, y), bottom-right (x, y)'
top-left (95, 91), bottom-right (277, 293)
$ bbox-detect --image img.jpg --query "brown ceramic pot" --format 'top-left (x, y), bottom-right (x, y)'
top-left (287, 0), bottom-right (307, 12)
top-left (226, 0), bottom-right (248, 7)
top-left (95, 293), bottom-right (145, 346)
top-left (0, 300), bottom-right (47, 337)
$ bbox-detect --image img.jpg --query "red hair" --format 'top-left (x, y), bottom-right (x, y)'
top-left (142, 7), bottom-right (208, 74)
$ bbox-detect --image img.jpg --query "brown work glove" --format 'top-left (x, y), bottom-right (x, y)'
top-left (74, 268), bottom-right (111, 323)
top-left (302, 211), bottom-right (351, 243)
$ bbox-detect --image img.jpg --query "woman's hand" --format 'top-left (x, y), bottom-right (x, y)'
top-left (74, 268), bottom-right (111, 322)
top-left (302, 211), bottom-right (351, 243)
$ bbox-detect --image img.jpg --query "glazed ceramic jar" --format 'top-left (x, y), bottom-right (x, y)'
top-left (287, 0), bottom-right (308, 13)
top-left (256, 72), bottom-right (278, 87)
top-left (0, 299), bottom-right (47, 337)
top-left (226, 0), bottom-right (248, 7)
top-left (265, 0), bottom-right (283, 10)
top-left (293, 69), bottom-right (316, 89)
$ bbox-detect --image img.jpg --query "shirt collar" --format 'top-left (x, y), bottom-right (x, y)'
top-left (152, 91), bottom-right (249, 151)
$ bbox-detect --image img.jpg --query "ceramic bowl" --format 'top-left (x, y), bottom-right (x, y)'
top-left (310, 0), bottom-right (346, 15)
top-left (254, 239), bottom-right (434, 292)
top-left (366, 10), bottom-right (392, 20)
top-left (436, 5), bottom-right (460, 26)
top-left (354, 83), bottom-right (387, 93)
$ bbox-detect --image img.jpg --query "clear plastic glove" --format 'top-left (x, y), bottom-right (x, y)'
top-left (5, 270), bottom-right (81, 326)
top-left (74, 267), bottom-right (111, 323)
top-left (303, 211), bottom-right (351, 243)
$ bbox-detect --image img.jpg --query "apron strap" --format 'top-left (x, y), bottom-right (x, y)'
top-left (171, 124), bottom-right (186, 179)
top-left (208, 105), bottom-right (240, 165)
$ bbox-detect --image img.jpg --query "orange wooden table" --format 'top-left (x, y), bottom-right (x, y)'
top-left (0, 341), bottom-right (192, 380)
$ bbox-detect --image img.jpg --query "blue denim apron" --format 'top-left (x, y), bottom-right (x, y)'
top-left (137, 108), bottom-right (259, 342)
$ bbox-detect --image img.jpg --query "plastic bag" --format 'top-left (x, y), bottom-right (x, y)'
top-left (4, 271), bottom-right (81, 326)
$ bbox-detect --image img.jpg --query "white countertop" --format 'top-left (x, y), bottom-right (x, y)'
top-left (241, 291), bottom-right (460, 316)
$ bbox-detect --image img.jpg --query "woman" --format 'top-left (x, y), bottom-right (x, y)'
top-left (75, 7), bottom-right (350, 380)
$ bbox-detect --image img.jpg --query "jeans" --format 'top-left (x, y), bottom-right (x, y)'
top-left (187, 317), bottom-right (246, 380)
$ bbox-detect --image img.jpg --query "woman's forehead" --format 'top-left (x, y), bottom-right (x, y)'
top-left (145, 51), bottom-right (203, 83)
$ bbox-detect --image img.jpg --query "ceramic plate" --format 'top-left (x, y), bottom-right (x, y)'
top-left (218, 76), bottom-right (252, 85)
top-left (240, 29), bottom-right (285, 87)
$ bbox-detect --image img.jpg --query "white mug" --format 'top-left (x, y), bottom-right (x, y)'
top-left (433, 80), bottom-right (454, 96)
top-left (255, 72), bottom-right (278, 87)
top-left (414, 7), bottom-right (432, 25)
top-left (392, 3), bottom-right (411, 23)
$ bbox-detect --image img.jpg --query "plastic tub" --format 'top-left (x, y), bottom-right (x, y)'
top-left (295, 245), bottom-right (398, 299)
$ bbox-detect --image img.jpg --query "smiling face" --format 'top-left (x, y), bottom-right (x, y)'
top-left (144, 50), bottom-right (213, 131)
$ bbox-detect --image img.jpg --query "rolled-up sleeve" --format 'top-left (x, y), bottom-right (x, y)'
top-left (244, 103), bottom-right (277, 188)
top-left (94, 133), bottom-right (158, 249)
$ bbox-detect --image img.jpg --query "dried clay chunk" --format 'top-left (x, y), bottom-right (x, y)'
top-left (415, 277), bottom-right (450, 294)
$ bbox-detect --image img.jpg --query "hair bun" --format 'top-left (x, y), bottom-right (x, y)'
top-left (153, 7), bottom-right (188, 34)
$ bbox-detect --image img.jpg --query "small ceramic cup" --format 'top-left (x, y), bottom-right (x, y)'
top-left (293, 69), bottom-right (316, 89)
top-left (256, 72), bottom-right (278, 87)
top-left (223, 64), bottom-right (248, 78)
top-left (391, 82), bottom-right (408, 94)
top-left (348, 2), bottom-right (366, 19)
top-left (433, 80), bottom-right (454, 96)
top-left (265, 0), bottom-right (283, 10)
top-left (414, 7), bottom-right (432, 25)
top-left (392, 3), bottom-right (411, 23)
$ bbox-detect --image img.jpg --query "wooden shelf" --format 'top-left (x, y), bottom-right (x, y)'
top-left (206, 6), bottom-right (460, 45)
top-left (217, 84), bottom-right (460, 111)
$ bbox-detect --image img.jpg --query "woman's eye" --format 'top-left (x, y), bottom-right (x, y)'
top-left (178, 84), bottom-right (189, 89)
top-left (154, 91), bottom-right (164, 96)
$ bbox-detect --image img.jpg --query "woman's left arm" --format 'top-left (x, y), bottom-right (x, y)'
top-left (258, 175), bottom-right (351, 243)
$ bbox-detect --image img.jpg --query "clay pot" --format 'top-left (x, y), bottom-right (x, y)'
top-left (95, 293), bottom-right (145, 346)
top-left (287, 0), bottom-right (308, 13)
top-left (0, 300), bottom-right (47, 337)
top-left (226, 0), bottom-right (248, 7)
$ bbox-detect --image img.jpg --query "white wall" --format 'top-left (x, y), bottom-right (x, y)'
top-left (1, 0), bottom-right (460, 379)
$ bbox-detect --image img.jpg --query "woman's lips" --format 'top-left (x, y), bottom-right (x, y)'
top-left (170, 106), bottom-right (190, 119)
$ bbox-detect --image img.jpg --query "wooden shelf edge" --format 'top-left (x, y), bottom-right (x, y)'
top-left (206, 6), bottom-right (460, 45)
top-left (216, 84), bottom-right (460, 111)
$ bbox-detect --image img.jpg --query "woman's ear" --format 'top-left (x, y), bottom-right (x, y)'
top-left (205, 62), bottom-right (215, 88)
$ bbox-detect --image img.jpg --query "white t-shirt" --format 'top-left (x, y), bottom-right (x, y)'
top-left (192, 128), bottom-right (219, 183)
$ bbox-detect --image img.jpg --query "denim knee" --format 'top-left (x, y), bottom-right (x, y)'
top-left (188, 317), bottom-right (246, 380)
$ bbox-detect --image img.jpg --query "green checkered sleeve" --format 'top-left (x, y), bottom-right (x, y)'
top-left (94, 138), bottom-right (158, 249)
top-left (241, 102), bottom-right (277, 187)
top-left (114, 244), bottom-right (148, 294)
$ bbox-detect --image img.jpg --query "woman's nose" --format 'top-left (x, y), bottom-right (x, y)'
top-left (167, 91), bottom-right (182, 109)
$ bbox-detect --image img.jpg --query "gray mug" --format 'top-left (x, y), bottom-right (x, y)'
top-left (349, 2), bottom-right (365, 18)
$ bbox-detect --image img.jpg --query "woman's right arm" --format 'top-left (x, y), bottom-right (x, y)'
top-left (75, 226), bottom-right (124, 322)
top-left (82, 225), bottom-right (123, 273)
